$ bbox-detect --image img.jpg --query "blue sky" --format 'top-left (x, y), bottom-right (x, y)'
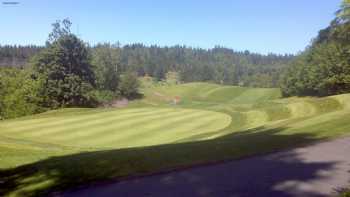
top-left (0, 0), bottom-right (341, 54)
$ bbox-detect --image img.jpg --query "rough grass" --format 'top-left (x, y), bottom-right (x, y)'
top-left (1, 82), bottom-right (350, 196)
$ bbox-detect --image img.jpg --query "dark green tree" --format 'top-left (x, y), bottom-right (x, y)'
top-left (91, 43), bottom-right (120, 92)
top-left (32, 19), bottom-right (96, 108)
top-left (0, 68), bottom-right (43, 119)
top-left (281, 1), bottom-right (350, 97)
top-left (119, 72), bottom-right (141, 99)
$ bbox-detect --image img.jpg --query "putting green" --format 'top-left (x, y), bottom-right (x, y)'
top-left (0, 107), bottom-right (232, 149)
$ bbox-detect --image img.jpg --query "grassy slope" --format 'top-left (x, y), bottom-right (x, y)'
top-left (1, 81), bottom-right (350, 196)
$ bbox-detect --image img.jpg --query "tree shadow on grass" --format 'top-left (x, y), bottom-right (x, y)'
top-left (0, 126), bottom-right (342, 197)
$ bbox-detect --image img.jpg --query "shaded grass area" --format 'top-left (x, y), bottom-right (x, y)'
top-left (1, 82), bottom-right (350, 196)
top-left (341, 190), bottom-right (350, 197)
top-left (0, 126), bottom-right (340, 197)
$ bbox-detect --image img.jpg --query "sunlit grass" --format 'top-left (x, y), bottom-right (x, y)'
top-left (1, 82), bottom-right (350, 196)
top-left (0, 107), bottom-right (231, 150)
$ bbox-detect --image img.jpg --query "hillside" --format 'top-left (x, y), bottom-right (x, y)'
top-left (1, 82), bottom-right (350, 196)
top-left (141, 81), bottom-right (349, 133)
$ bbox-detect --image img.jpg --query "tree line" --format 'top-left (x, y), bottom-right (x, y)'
top-left (105, 44), bottom-right (293, 88)
top-left (0, 45), bottom-right (43, 67)
top-left (0, 42), bottom-right (294, 89)
top-left (0, 19), bottom-right (140, 119)
top-left (0, 31), bottom-right (292, 119)
top-left (281, 0), bottom-right (350, 97)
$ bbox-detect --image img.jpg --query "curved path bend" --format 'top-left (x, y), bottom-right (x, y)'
top-left (62, 137), bottom-right (350, 197)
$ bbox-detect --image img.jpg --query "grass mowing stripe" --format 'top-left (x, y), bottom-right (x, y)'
top-left (231, 88), bottom-right (278, 104)
top-left (286, 101), bottom-right (317, 118)
top-left (66, 109), bottom-right (203, 146)
top-left (332, 94), bottom-right (350, 109)
top-left (287, 110), bottom-right (350, 129)
top-left (205, 87), bottom-right (246, 102)
top-left (132, 113), bottom-right (232, 145)
top-left (25, 108), bottom-right (174, 139)
top-left (0, 108), bottom-right (113, 126)
top-left (0, 108), bottom-right (154, 134)
top-left (0, 109), bottom-right (127, 132)
top-left (2, 108), bottom-right (171, 138)
top-left (243, 110), bottom-right (269, 129)
top-left (157, 113), bottom-right (231, 137)
top-left (56, 109), bottom-right (193, 142)
top-left (200, 86), bottom-right (231, 98)
top-left (197, 85), bottom-right (222, 98)
top-left (103, 111), bottom-right (211, 147)
top-left (4, 107), bottom-right (157, 129)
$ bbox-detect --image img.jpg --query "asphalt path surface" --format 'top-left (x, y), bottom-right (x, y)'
top-left (61, 137), bottom-right (350, 197)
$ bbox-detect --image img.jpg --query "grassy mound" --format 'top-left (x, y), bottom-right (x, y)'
top-left (1, 82), bottom-right (350, 196)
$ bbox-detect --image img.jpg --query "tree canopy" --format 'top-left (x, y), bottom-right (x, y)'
top-left (91, 43), bottom-right (120, 92)
top-left (32, 19), bottom-right (96, 108)
top-left (1, 44), bottom-right (293, 88)
top-left (281, 1), bottom-right (350, 97)
top-left (0, 68), bottom-right (43, 119)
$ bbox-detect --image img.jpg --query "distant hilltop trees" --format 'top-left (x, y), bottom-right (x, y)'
top-left (0, 45), bottom-right (43, 68)
top-left (0, 43), bottom-right (294, 88)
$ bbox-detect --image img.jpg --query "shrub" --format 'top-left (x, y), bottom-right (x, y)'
top-left (88, 90), bottom-right (117, 105)
top-left (0, 68), bottom-right (44, 119)
top-left (119, 72), bottom-right (141, 99)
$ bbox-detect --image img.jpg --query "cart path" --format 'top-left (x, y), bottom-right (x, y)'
top-left (61, 137), bottom-right (350, 197)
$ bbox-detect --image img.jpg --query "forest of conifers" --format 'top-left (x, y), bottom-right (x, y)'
top-left (0, 44), bottom-right (293, 88)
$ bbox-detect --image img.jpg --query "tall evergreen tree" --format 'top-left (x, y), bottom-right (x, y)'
top-left (32, 19), bottom-right (96, 107)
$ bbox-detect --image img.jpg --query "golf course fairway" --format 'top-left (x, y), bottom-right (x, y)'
top-left (1, 82), bottom-right (350, 197)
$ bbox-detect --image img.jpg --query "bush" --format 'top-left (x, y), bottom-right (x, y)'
top-left (119, 72), bottom-right (141, 99)
top-left (0, 68), bottom-right (45, 119)
top-left (88, 90), bottom-right (118, 105)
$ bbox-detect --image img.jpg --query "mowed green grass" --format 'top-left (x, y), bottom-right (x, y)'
top-left (142, 81), bottom-right (281, 104)
top-left (0, 107), bottom-right (231, 150)
top-left (1, 81), bottom-right (350, 197)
